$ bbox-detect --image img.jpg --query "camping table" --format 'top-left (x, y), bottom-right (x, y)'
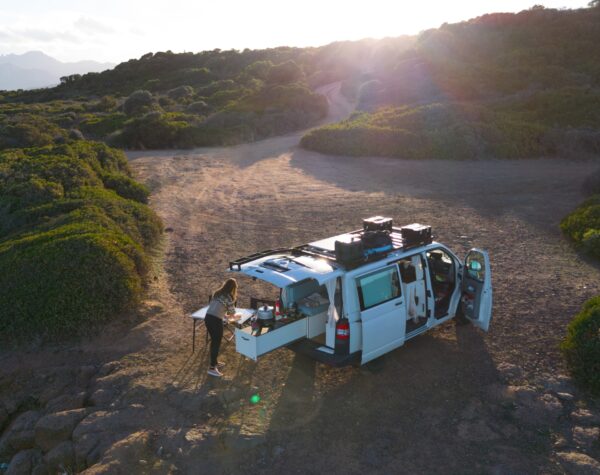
top-left (190, 306), bottom-right (255, 353)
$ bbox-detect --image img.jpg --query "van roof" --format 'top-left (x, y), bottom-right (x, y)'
top-left (229, 226), bottom-right (436, 287)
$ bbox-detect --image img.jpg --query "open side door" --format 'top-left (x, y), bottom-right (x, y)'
top-left (461, 249), bottom-right (492, 331)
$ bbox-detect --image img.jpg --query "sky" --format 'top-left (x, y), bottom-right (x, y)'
top-left (0, 0), bottom-right (591, 64)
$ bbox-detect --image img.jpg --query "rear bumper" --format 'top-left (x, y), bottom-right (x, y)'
top-left (287, 339), bottom-right (361, 367)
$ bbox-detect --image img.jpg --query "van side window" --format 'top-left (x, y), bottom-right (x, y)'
top-left (356, 266), bottom-right (401, 311)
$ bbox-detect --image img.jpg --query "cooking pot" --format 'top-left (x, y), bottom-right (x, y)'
top-left (257, 305), bottom-right (274, 321)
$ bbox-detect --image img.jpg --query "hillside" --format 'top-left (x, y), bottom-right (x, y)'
top-left (0, 39), bottom-right (414, 150)
top-left (301, 5), bottom-right (600, 160)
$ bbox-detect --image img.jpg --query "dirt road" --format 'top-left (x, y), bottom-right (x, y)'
top-left (1, 83), bottom-right (600, 474)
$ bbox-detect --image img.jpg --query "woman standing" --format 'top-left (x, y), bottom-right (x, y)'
top-left (205, 278), bottom-right (238, 377)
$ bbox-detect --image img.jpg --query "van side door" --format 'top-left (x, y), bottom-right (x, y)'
top-left (357, 265), bottom-right (406, 364)
top-left (462, 249), bottom-right (493, 331)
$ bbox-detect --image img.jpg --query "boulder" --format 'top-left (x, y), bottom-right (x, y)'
top-left (77, 366), bottom-right (98, 387)
top-left (46, 391), bottom-right (87, 412)
top-left (572, 408), bottom-right (600, 426)
top-left (5, 448), bottom-right (42, 475)
top-left (556, 451), bottom-right (600, 474)
top-left (0, 407), bottom-right (8, 430)
top-left (44, 440), bottom-right (75, 472)
top-left (89, 389), bottom-right (117, 407)
top-left (34, 408), bottom-right (88, 452)
top-left (0, 411), bottom-right (40, 456)
top-left (74, 433), bottom-right (101, 472)
top-left (572, 426), bottom-right (600, 450)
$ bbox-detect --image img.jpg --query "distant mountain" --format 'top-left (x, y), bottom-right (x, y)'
top-left (0, 51), bottom-right (114, 91)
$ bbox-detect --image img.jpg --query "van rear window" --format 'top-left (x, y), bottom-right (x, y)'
top-left (356, 266), bottom-right (401, 310)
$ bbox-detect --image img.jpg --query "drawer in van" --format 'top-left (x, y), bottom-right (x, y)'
top-left (235, 318), bottom-right (307, 361)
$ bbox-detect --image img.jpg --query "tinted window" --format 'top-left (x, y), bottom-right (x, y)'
top-left (357, 266), bottom-right (401, 311)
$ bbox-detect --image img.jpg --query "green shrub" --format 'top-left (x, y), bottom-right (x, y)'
top-left (167, 85), bottom-right (194, 100)
top-left (267, 60), bottom-right (304, 85)
top-left (0, 142), bottom-right (162, 341)
top-left (123, 90), bottom-right (155, 116)
top-left (561, 297), bottom-right (600, 395)
top-left (101, 172), bottom-right (150, 203)
top-left (560, 195), bottom-right (600, 259)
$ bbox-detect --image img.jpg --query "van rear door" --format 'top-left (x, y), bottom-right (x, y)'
top-left (357, 265), bottom-right (406, 364)
top-left (461, 249), bottom-right (493, 331)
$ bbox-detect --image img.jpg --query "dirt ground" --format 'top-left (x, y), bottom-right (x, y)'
top-left (1, 83), bottom-right (600, 474)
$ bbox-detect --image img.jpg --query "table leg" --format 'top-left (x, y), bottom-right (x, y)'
top-left (192, 319), bottom-right (197, 353)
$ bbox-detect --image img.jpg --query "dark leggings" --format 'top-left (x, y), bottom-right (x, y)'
top-left (205, 314), bottom-right (223, 367)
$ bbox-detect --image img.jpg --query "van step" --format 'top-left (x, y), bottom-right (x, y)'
top-left (287, 339), bottom-right (361, 367)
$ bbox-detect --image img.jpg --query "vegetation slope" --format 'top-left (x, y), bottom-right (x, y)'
top-left (0, 141), bottom-right (162, 341)
top-left (0, 39), bottom-right (413, 150)
top-left (301, 5), bottom-right (600, 160)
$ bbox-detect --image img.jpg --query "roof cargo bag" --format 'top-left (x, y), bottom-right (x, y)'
top-left (401, 224), bottom-right (432, 249)
top-left (362, 231), bottom-right (393, 256)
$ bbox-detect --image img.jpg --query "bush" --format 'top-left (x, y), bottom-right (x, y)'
top-left (267, 60), bottom-right (304, 85)
top-left (167, 85), bottom-right (194, 100)
top-left (0, 114), bottom-right (65, 149)
top-left (561, 297), bottom-right (600, 395)
top-left (560, 195), bottom-right (600, 259)
top-left (123, 90), bottom-right (155, 116)
top-left (101, 172), bottom-right (150, 204)
top-left (186, 100), bottom-right (209, 114)
top-left (0, 141), bottom-right (162, 341)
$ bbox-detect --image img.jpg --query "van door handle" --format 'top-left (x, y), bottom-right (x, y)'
top-left (395, 301), bottom-right (403, 306)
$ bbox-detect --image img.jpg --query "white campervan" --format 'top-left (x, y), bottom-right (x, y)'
top-left (227, 218), bottom-right (492, 366)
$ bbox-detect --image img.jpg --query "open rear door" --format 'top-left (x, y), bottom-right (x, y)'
top-left (461, 249), bottom-right (492, 331)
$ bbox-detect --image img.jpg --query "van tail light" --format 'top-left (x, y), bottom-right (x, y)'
top-left (275, 298), bottom-right (281, 316)
top-left (334, 318), bottom-right (350, 355)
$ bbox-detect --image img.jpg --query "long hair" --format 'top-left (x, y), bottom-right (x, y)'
top-left (212, 277), bottom-right (238, 301)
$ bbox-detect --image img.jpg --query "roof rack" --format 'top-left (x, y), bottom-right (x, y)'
top-left (228, 225), bottom-right (432, 271)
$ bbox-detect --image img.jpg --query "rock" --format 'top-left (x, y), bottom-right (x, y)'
top-left (572, 426), bottom-right (600, 450)
top-left (540, 393), bottom-right (563, 418)
top-left (556, 451), bottom-right (600, 474)
top-left (84, 431), bottom-right (152, 473)
top-left (0, 411), bottom-right (40, 456)
top-left (5, 449), bottom-right (42, 475)
top-left (554, 435), bottom-right (569, 449)
top-left (46, 392), bottom-right (87, 412)
top-left (0, 407), bottom-right (8, 430)
top-left (89, 389), bottom-right (117, 407)
top-left (542, 375), bottom-right (576, 394)
top-left (572, 408), bottom-right (600, 426)
top-left (44, 441), bottom-right (75, 472)
top-left (31, 463), bottom-right (49, 475)
top-left (38, 368), bottom-right (76, 406)
top-left (457, 420), bottom-right (500, 441)
top-left (510, 387), bottom-right (563, 427)
top-left (556, 392), bottom-right (575, 402)
top-left (496, 362), bottom-right (524, 382)
top-left (34, 408), bottom-right (88, 452)
top-left (77, 366), bottom-right (97, 388)
top-left (98, 362), bottom-right (120, 378)
top-left (272, 445), bottom-right (285, 458)
top-left (74, 433), bottom-right (101, 472)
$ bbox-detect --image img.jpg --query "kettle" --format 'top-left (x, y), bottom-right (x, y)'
top-left (256, 305), bottom-right (274, 321)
